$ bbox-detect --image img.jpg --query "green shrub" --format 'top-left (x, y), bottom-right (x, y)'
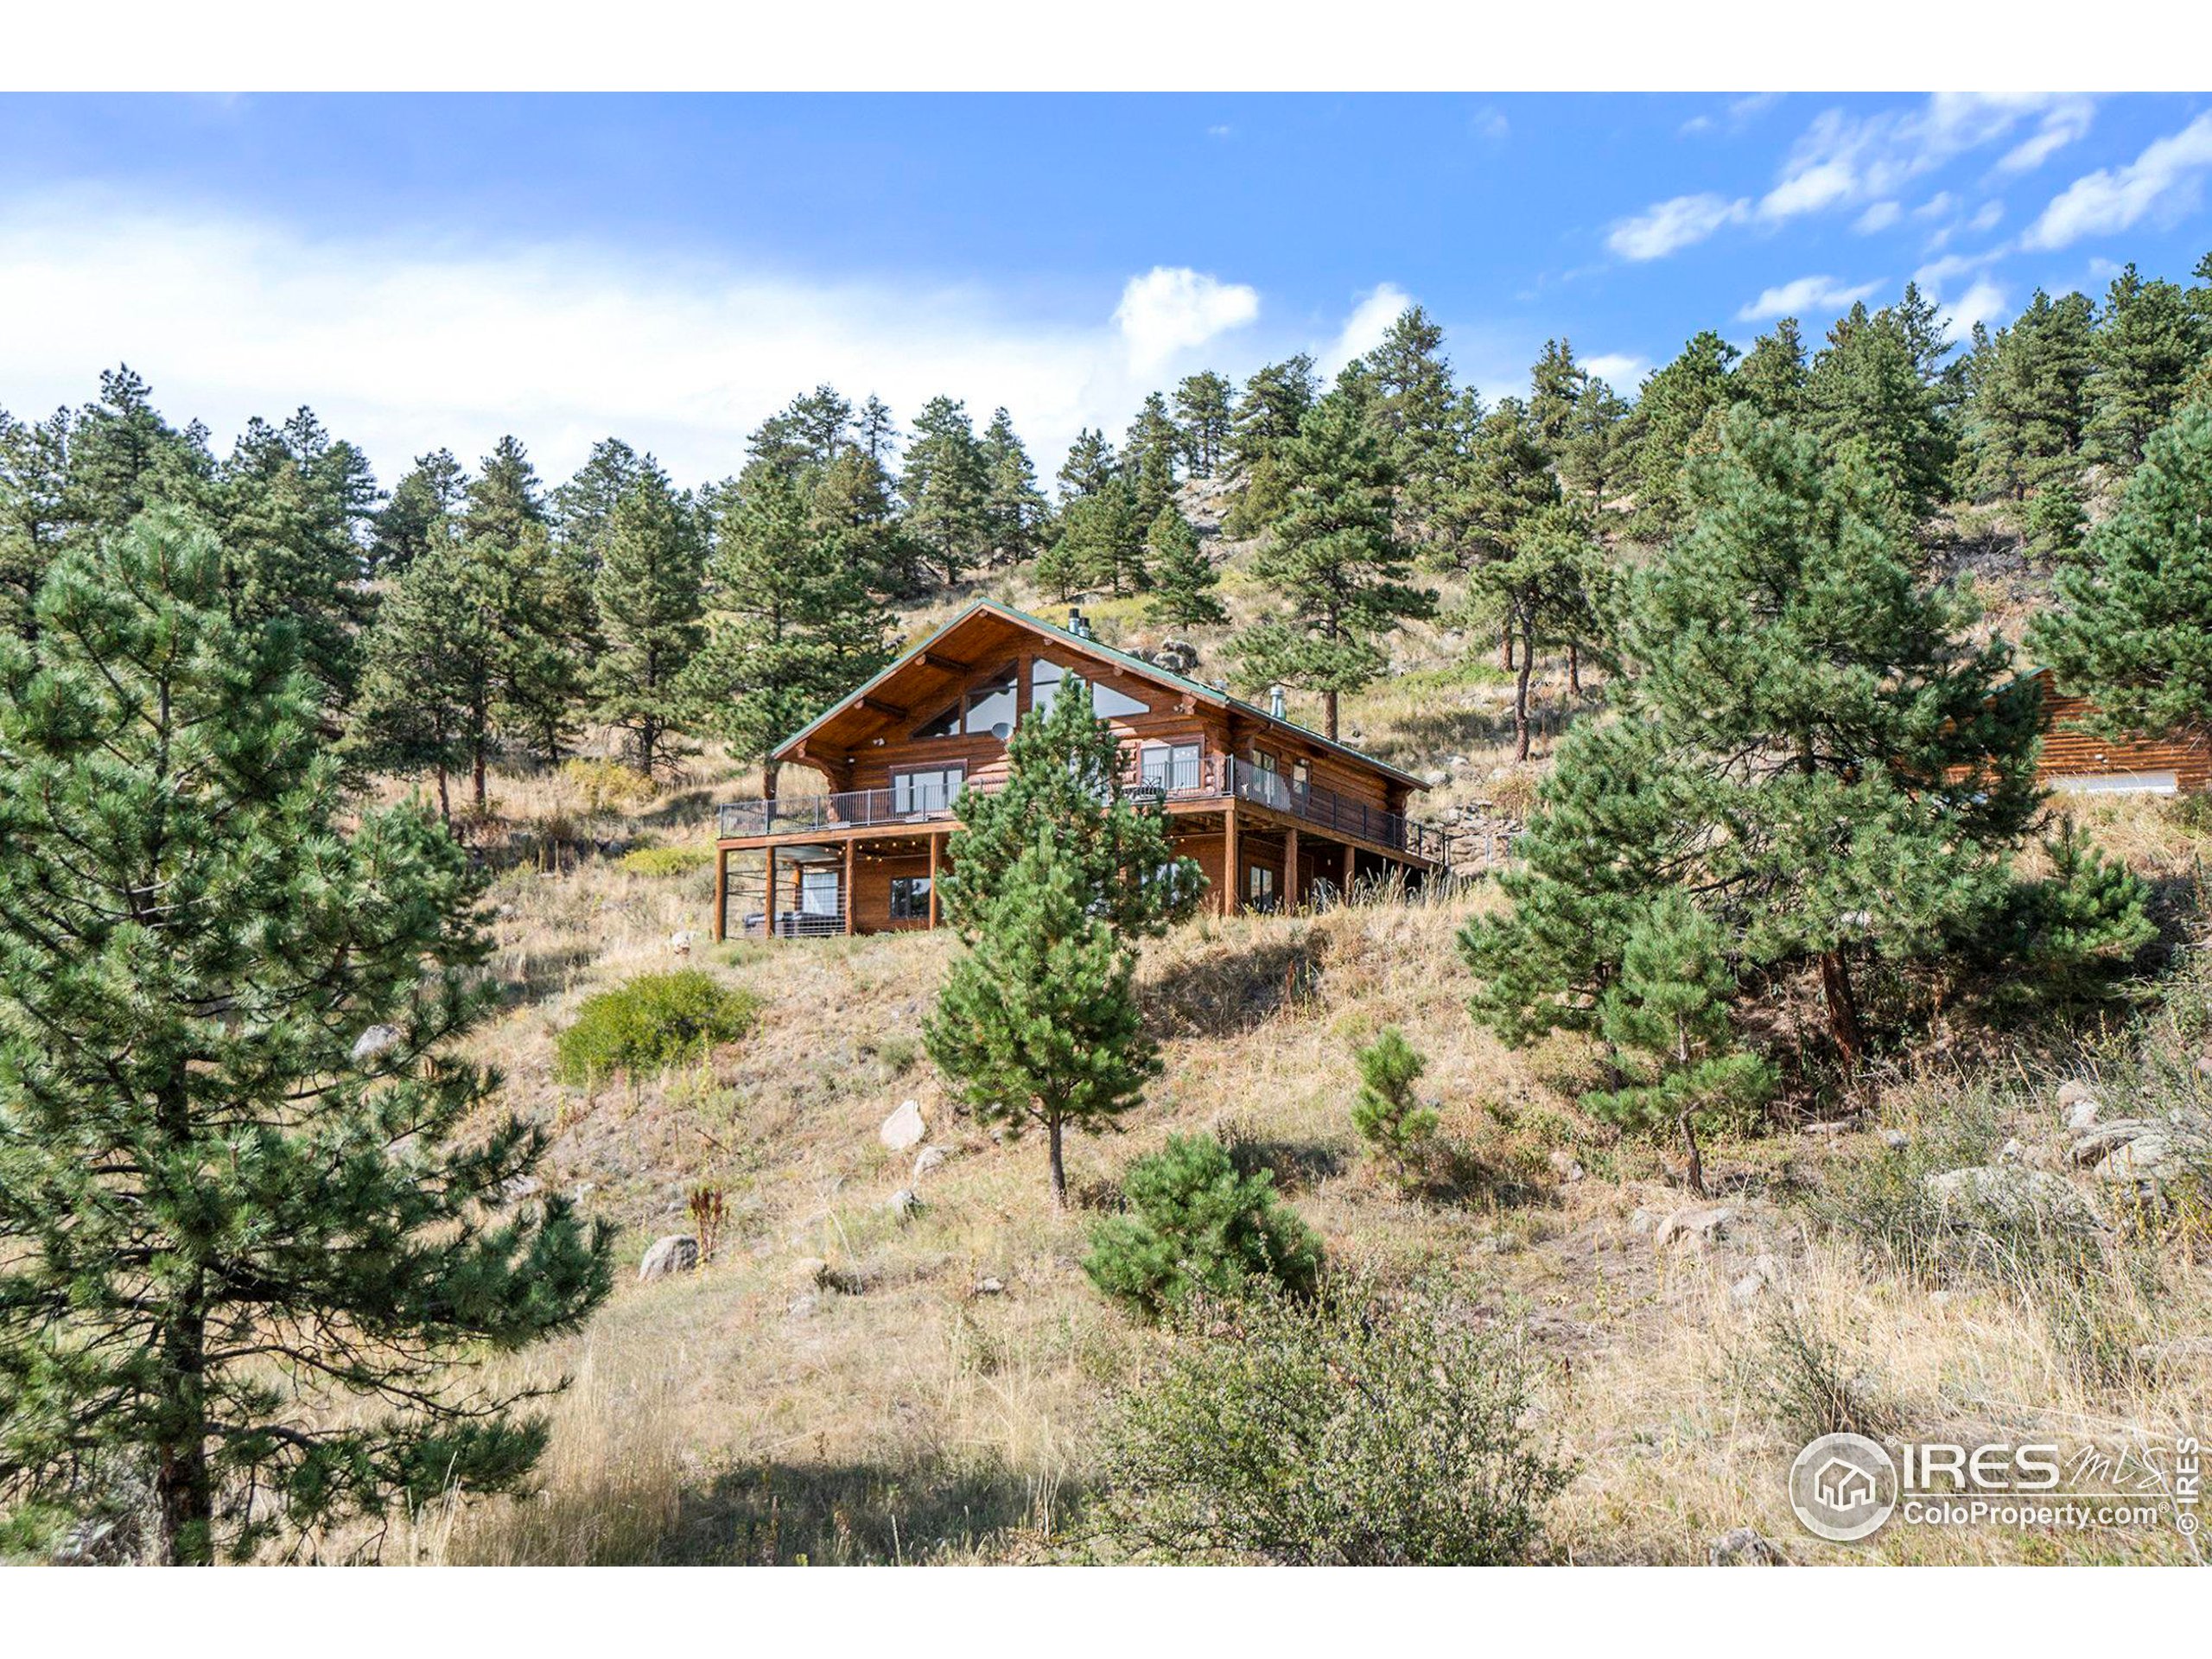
top-left (618, 845), bottom-right (712, 878)
top-left (1350, 1026), bottom-right (1438, 1182)
top-left (1094, 1276), bottom-right (1569, 1564)
top-left (555, 970), bottom-right (760, 1085)
top-left (1084, 1133), bottom-right (1321, 1319)
top-left (561, 756), bottom-right (657, 813)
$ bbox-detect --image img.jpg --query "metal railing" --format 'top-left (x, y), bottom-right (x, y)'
top-left (717, 755), bottom-right (1447, 863)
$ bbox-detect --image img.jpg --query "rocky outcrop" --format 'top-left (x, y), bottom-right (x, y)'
top-left (638, 1234), bottom-right (701, 1281)
top-left (879, 1099), bottom-right (927, 1152)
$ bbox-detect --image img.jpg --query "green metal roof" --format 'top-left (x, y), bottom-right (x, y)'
top-left (772, 597), bottom-right (1430, 791)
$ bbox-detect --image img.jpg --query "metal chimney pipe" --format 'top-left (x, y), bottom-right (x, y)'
top-left (1269, 683), bottom-right (1287, 720)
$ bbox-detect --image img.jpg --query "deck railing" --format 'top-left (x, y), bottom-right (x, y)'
top-left (718, 755), bottom-right (1447, 863)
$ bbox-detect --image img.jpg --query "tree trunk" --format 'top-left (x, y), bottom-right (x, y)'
top-left (1047, 1116), bottom-right (1068, 1211)
top-left (435, 761), bottom-right (450, 825)
top-left (762, 759), bottom-right (780, 802)
top-left (1678, 1111), bottom-right (1707, 1199)
top-left (472, 740), bottom-right (487, 813)
top-left (1499, 626), bottom-right (1514, 671)
top-left (1568, 641), bottom-right (1582, 696)
top-left (155, 1290), bottom-right (213, 1564)
top-left (1819, 948), bottom-right (1866, 1069)
top-left (1513, 627), bottom-right (1535, 763)
top-left (1323, 690), bottom-right (1338, 742)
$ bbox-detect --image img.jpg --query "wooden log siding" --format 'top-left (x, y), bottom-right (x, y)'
top-left (2030, 671), bottom-right (2212, 793)
top-left (713, 602), bottom-right (1440, 937)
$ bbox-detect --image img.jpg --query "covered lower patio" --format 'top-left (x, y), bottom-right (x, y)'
top-left (713, 830), bottom-right (954, 940)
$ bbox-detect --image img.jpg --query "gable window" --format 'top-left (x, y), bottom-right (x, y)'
top-left (1141, 741), bottom-right (1202, 793)
top-left (914, 701), bottom-right (962, 739)
top-left (963, 666), bottom-right (1019, 736)
top-left (1032, 657), bottom-right (1149, 722)
top-left (892, 765), bottom-right (964, 814)
top-left (889, 875), bottom-right (932, 921)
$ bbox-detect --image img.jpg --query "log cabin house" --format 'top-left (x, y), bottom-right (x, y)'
top-left (2027, 667), bottom-right (2212, 796)
top-left (710, 601), bottom-right (1448, 939)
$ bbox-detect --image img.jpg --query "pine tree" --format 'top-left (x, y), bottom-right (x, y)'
top-left (1173, 371), bottom-right (1235, 474)
top-left (2087, 265), bottom-right (2210, 473)
top-left (0, 407), bottom-right (70, 639)
top-left (349, 537), bottom-right (498, 821)
top-left (590, 462), bottom-right (705, 778)
top-left (1224, 355), bottom-right (1318, 537)
top-left (370, 448), bottom-right (465, 576)
top-left (1350, 1027), bottom-right (1438, 1185)
top-left (1463, 409), bottom-right (2044, 1069)
top-left (937, 662), bottom-right (1198, 944)
top-left (1227, 393), bottom-right (1433, 740)
top-left (62, 366), bottom-right (213, 534)
top-left (1123, 392), bottom-right (1182, 528)
top-left (1579, 892), bottom-right (1774, 1198)
top-left (1737, 318), bottom-right (1810, 422)
top-left (926, 678), bottom-right (1195, 1207)
top-left (812, 439), bottom-right (922, 600)
top-left (548, 437), bottom-right (641, 560)
top-left (1466, 498), bottom-right (1606, 760)
top-left (0, 510), bottom-right (611, 1562)
top-left (470, 440), bottom-right (587, 765)
top-left (1143, 505), bottom-right (1226, 627)
top-left (979, 408), bottom-right (1048, 568)
top-left (1435, 397), bottom-right (1557, 671)
top-left (1056, 427), bottom-right (1119, 503)
top-left (1357, 305), bottom-right (1459, 541)
top-left (1527, 339), bottom-right (1589, 461)
top-left (1049, 480), bottom-right (1147, 597)
top-left (680, 467), bottom-right (895, 796)
top-left (2030, 400), bottom-right (2212, 741)
top-left (1964, 289), bottom-right (2097, 506)
top-left (1804, 298), bottom-right (1957, 519)
top-left (1559, 373), bottom-right (1632, 505)
top-left (1622, 331), bottom-right (1738, 537)
top-left (899, 396), bottom-right (989, 587)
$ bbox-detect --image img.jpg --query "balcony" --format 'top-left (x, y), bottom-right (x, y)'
top-left (717, 755), bottom-right (1447, 864)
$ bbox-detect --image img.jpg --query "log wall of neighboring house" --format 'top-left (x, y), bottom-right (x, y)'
top-left (2031, 670), bottom-right (2212, 794)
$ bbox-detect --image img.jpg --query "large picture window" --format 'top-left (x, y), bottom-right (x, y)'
top-left (963, 667), bottom-right (1019, 736)
top-left (1031, 658), bottom-right (1147, 721)
top-left (892, 765), bottom-right (964, 814)
top-left (890, 875), bottom-right (932, 921)
top-left (799, 868), bottom-right (842, 918)
top-left (1141, 741), bottom-right (1202, 792)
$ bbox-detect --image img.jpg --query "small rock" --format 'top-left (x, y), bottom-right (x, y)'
top-left (1707, 1527), bottom-right (1785, 1566)
top-left (350, 1023), bottom-right (404, 1065)
top-left (1881, 1129), bottom-right (1910, 1151)
top-left (1999, 1137), bottom-right (2025, 1164)
top-left (2056, 1079), bottom-right (2100, 1109)
top-left (503, 1174), bottom-right (543, 1201)
top-left (1800, 1119), bottom-right (1855, 1137)
top-left (2065, 1099), bottom-right (2100, 1132)
top-left (884, 1187), bottom-right (922, 1219)
top-left (667, 930), bottom-right (695, 954)
top-left (1548, 1148), bottom-right (1586, 1183)
top-left (568, 1181), bottom-right (596, 1203)
top-left (879, 1099), bottom-right (927, 1152)
top-left (637, 1234), bottom-right (700, 1282)
top-left (974, 1276), bottom-right (1005, 1296)
top-left (1654, 1205), bottom-right (1735, 1252)
top-left (1475, 1232), bottom-right (1525, 1256)
top-left (1423, 768), bottom-right (1448, 786)
top-left (1627, 1207), bottom-right (1655, 1236)
top-left (2196, 1055), bottom-right (2212, 1080)
top-left (912, 1146), bottom-right (948, 1179)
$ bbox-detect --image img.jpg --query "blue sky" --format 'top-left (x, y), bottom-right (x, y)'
top-left (2, 92), bottom-right (2208, 488)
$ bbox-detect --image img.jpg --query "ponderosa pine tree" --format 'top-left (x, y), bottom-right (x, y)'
top-left (681, 467), bottom-right (895, 796)
top-left (1964, 288), bottom-right (2097, 506)
top-left (980, 407), bottom-right (1048, 568)
top-left (1434, 396), bottom-right (1555, 670)
top-left (1228, 393), bottom-right (1433, 740)
top-left (1223, 355), bottom-right (1318, 537)
top-left (62, 367), bottom-right (213, 535)
top-left (370, 448), bottom-right (465, 576)
top-left (1056, 427), bottom-right (1119, 504)
top-left (1466, 497), bottom-right (1607, 760)
top-left (2088, 265), bottom-right (2210, 473)
top-left (1621, 331), bottom-right (1738, 538)
top-left (1173, 371), bottom-right (1235, 475)
top-left (1350, 1027), bottom-right (1437, 1185)
top-left (1527, 339), bottom-right (1589, 461)
top-left (0, 509), bottom-right (611, 1563)
top-left (1737, 318), bottom-right (1810, 422)
top-left (349, 536), bottom-right (498, 820)
top-left (1463, 409), bottom-right (2044, 1069)
top-left (0, 407), bottom-right (69, 639)
top-left (1579, 891), bottom-right (1774, 1198)
top-left (462, 439), bottom-right (588, 766)
top-left (1050, 479), bottom-right (1147, 597)
top-left (1124, 392), bottom-right (1182, 529)
top-left (926, 674), bottom-right (1195, 1206)
top-left (1357, 306), bottom-right (1459, 513)
top-left (2029, 399), bottom-right (2212, 743)
top-left (1803, 296), bottom-right (1957, 520)
top-left (899, 396), bottom-right (989, 588)
top-left (1144, 505), bottom-right (1226, 627)
top-left (591, 462), bottom-right (705, 778)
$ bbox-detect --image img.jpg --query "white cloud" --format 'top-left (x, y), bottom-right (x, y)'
top-left (1112, 265), bottom-right (1260, 375)
top-left (0, 192), bottom-right (1260, 486)
top-left (1581, 352), bottom-right (1648, 388)
top-left (1758, 95), bottom-right (2093, 228)
top-left (1999, 99), bottom-right (2095, 173)
top-left (1470, 105), bottom-right (1510, 141)
top-left (1759, 159), bottom-right (1856, 220)
top-left (2023, 111), bottom-right (2212, 251)
top-left (1853, 200), bottom-right (1903, 233)
top-left (1968, 200), bottom-right (2004, 232)
top-left (1939, 279), bottom-right (2011, 338)
top-left (1605, 193), bottom-right (1751, 260)
top-left (1736, 274), bottom-right (1883, 322)
top-left (1323, 283), bottom-right (1413, 373)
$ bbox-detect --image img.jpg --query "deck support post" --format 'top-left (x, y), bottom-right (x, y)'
top-left (764, 845), bottom-right (778, 941)
top-left (1283, 823), bottom-right (1300, 913)
top-left (927, 832), bottom-right (941, 929)
top-left (842, 837), bottom-right (855, 938)
top-left (713, 846), bottom-right (728, 942)
top-left (1222, 804), bottom-right (1240, 917)
top-left (1343, 840), bottom-right (1356, 900)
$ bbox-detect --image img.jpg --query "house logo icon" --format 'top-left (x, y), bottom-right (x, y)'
top-left (1789, 1433), bottom-right (1899, 1542)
